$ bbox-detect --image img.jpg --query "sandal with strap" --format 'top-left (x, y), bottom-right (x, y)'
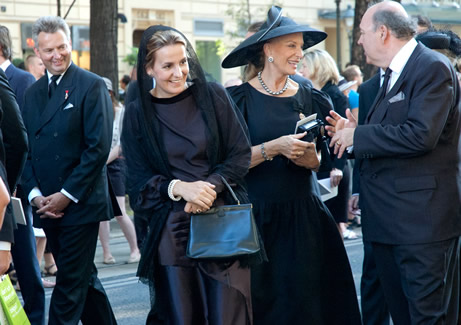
top-left (42, 264), bottom-right (57, 276)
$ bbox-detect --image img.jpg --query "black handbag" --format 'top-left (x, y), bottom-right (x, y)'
top-left (186, 177), bottom-right (260, 259)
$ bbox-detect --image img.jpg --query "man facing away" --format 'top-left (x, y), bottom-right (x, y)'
top-left (21, 16), bottom-right (116, 324)
top-left (327, 1), bottom-right (461, 324)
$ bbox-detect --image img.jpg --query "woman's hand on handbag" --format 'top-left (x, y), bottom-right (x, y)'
top-left (184, 202), bottom-right (209, 214)
top-left (173, 180), bottom-right (217, 211)
top-left (330, 168), bottom-right (343, 187)
top-left (291, 142), bottom-right (321, 170)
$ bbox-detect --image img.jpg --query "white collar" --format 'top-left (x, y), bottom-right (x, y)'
top-left (46, 62), bottom-right (72, 85)
top-left (0, 59), bottom-right (12, 73)
top-left (388, 38), bottom-right (418, 75)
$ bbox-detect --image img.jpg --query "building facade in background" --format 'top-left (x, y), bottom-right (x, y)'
top-left (0, 0), bottom-right (460, 88)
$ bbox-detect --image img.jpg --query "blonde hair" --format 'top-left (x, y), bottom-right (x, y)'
top-left (302, 49), bottom-right (340, 88)
top-left (145, 30), bottom-right (187, 70)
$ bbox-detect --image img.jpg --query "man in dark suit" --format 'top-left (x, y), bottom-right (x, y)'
top-left (0, 26), bottom-right (36, 109)
top-left (328, 1), bottom-right (461, 324)
top-left (0, 68), bottom-right (28, 274)
top-left (0, 25), bottom-right (46, 325)
top-left (22, 16), bottom-right (116, 324)
top-left (350, 72), bottom-right (390, 325)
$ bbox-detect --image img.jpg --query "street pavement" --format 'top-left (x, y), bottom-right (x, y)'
top-left (22, 219), bottom-right (366, 324)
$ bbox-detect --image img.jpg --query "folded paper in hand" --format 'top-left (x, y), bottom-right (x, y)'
top-left (11, 198), bottom-right (26, 226)
top-left (294, 113), bottom-right (326, 150)
top-left (318, 178), bottom-right (339, 202)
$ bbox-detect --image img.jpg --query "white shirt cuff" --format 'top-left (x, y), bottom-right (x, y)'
top-left (28, 187), bottom-right (43, 206)
top-left (61, 189), bottom-right (78, 203)
top-left (347, 146), bottom-right (354, 154)
top-left (0, 241), bottom-right (11, 251)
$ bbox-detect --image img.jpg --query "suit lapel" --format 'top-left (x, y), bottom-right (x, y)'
top-left (36, 64), bottom-right (76, 134)
top-left (365, 44), bottom-right (423, 124)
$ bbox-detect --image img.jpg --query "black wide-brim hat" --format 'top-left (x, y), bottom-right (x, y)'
top-left (222, 6), bottom-right (327, 69)
top-left (416, 31), bottom-right (450, 50)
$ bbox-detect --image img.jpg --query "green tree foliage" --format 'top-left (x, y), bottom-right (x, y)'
top-left (122, 47), bottom-right (139, 67)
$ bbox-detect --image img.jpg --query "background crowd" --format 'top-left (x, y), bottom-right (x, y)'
top-left (0, 1), bottom-right (459, 324)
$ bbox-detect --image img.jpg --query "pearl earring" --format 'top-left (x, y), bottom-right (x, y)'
top-left (268, 56), bottom-right (274, 63)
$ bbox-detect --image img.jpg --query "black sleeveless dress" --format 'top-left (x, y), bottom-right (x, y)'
top-left (228, 83), bottom-right (361, 325)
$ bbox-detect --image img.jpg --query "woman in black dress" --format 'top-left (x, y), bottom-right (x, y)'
top-left (301, 49), bottom-right (355, 239)
top-left (122, 25), bottom-right (257, 324)
top-left (222, 6), bottom-right (361, 325)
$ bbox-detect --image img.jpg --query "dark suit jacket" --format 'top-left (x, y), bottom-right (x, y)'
top-left (0, 69), bottom-right (28, 242)
top-left (354, 43), bottom-right (461, 245)
top-left (352, 73), bottom-right (380, 194)
top-left (21, 62), bottom-right (113, 228)
top-left (5, 64), bottom-right (35, 110)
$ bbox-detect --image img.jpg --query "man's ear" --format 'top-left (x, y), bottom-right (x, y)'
top-left (380, 25), bottom-right (389, 42)
top-left (33, 47), bottom-right (40, 58)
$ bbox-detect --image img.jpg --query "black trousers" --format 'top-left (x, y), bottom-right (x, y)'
top-left (44, 222), bottom-right (117, 325)
top-left (360, 241), bottom-right (390, 325)
top-left (372, 237), bottom-right (459, 325)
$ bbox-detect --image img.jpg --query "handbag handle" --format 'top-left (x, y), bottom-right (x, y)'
top-left (220, 176), bottom-right (240, 205)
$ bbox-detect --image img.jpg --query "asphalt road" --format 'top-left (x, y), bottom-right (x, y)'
top-left (23, 226), bottom-right (366, 324)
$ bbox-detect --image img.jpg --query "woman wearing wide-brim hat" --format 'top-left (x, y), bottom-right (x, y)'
top-left (224, 6), bottom-right (361, 324)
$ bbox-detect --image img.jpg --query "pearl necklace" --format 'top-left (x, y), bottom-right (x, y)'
top-left (257, 71), bottom-right (289, 96)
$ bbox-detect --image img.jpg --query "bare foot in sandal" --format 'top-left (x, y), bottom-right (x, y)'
top-left (43, 263), bottom-right (58, 276)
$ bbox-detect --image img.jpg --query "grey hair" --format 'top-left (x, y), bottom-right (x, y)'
top-left (32, 16), bottom-right (71, 48)
top-left (372, 9), bottom-right (416, 40)
top-left (0, 26), bottom-right (12, 60)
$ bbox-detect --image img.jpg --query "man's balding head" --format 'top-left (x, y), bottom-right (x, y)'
top-left (358, 1), bottom-right (416, 68)
top-left (369, 1), bottom-right (416, 41)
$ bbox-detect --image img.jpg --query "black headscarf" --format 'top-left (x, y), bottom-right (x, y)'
top-left (136, 25), bottom-right (222, 180)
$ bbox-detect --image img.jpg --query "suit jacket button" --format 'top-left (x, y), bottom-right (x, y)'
top-left (54, 132), bottom-right (58, 137)
top-left (35, 135), bottom-right (40, 139)
top-left (35, 158), bottom-right (39, 161)
top-left (372, 173), bottom-right (377, 179)
top-left (58, 177), bottom-right (63, 182)
top-left (55, 155), bottom-right (60, 160)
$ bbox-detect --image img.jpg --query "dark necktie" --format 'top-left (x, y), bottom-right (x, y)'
top-left (48, 74), bottom-right (60, 98)
top-left (376, 68), bottom-right (392, 106)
